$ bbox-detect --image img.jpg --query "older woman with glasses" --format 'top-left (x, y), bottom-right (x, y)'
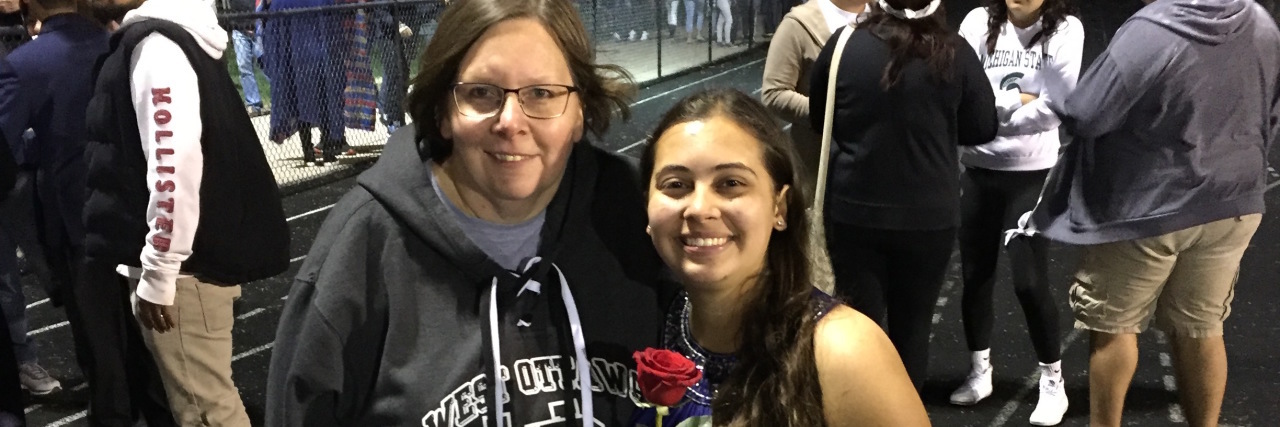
top-left (264, 0), bottom-right (673, 425)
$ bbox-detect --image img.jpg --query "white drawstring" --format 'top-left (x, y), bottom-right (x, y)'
top-left (1003, 210), bottom-right (1038, 246)
top-left (553, 264), bottom-right (594, 425)
top-left (487, 260), bottom-right (594, 427)
top-left (488, 278), bottom-right (504, 427)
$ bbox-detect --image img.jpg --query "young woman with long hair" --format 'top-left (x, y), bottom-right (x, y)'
top-left (809, 0), bottom-right (999, 391)
top-left (632, 88), bottom-right (927, 426)
top-left (951, 0), bottom-right (1082, 424)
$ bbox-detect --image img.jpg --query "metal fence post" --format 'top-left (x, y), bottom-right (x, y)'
top-left (654, 0), bottom-right (663, 77)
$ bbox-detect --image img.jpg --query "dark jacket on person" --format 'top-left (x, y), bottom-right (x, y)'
top-left (83, 19), bottom-right (289, 284)
top-left (0, 132), bottom-right (13, 199)
top-left (1032, 0), bottom-right (1280, 244)
top-left (810, 25), bottom-right (998, 230)
top-left (0, 12), bottom-right (109, 254)
top-left (266, 126), bottom-right (673, 426)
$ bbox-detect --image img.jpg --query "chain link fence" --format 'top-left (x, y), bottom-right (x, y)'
top-left (215, 0), bottom-right (785, 194)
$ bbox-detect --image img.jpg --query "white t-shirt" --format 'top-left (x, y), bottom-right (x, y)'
top-left (818, 0), bottom-right (864, 35)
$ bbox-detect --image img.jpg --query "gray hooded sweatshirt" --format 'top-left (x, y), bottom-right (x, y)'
top-left (1030, 0), bottom-right (1280, 245)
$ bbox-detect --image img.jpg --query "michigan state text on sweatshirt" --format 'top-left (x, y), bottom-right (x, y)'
top-left (265, 126), bottom-right (673, 426)
top-left (958, 7), bottom-right (1083, 171)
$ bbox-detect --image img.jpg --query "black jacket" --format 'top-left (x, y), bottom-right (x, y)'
top-left (267, 127), bottom-right (673, 426)
top-left (811, 25), bottom-right (998, 230)
top-left (83, 19), bottom-right (289, 283)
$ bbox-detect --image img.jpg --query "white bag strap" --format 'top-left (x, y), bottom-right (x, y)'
top-left (813, 24), bottom-right (855, 213)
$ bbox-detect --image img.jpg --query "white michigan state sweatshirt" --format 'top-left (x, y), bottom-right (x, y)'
top-left (958, 7), bottom-right (1084, 171)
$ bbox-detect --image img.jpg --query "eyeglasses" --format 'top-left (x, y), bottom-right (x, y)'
top-left (452, 83), bottom-right (580, 119)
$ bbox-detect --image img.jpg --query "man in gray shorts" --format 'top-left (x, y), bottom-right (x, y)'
top-left (1025, 0), bottom-right (1280, 425)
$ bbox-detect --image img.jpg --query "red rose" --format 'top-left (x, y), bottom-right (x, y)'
top-left (633, 348), bottom-right (702, 407)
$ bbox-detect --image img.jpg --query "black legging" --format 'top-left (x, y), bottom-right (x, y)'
top-left (958, 167), bottom-right (1060, 363)
top-left (827, 223), bottom-right (956, 391)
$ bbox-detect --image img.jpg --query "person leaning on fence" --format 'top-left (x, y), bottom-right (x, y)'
top-left (81, 0), bottom-right (291, 424)
top-left (264, 0), bottom-right (675, 424)
top-left (761, 0), bottom-right (865, 205)
top-left (809, 0), bottom-right (998, 392)
top-left (1018, 0), bottom-right (1280, 425)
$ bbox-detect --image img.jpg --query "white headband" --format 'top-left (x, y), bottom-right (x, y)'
top-left (877, 0), bottom-right (942, 20)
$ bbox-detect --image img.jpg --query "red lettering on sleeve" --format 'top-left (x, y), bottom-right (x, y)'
top-left (155, 148), bottom-right (174, 161)
top-left (151, 235), bottom-right (171, 252)
top-left (157, 198), bottom-right (175, 213)
top-left (155, 217), bottom-right (173, 233)
top-left (154, 130), bottom-right (173, 143)
top-left (151, 88), bottom-right (172, 106)
top-left (153, 110), bottom-right (171, 125)
top-left (155, 180), bottom-right (175, 193)
top-left (156, 166), bottom-right (175, 175)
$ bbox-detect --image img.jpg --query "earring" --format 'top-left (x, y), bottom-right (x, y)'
top-left (646, 225), bottom-right (652, 234)
top-left (776, 220), bottom-right (785, 226)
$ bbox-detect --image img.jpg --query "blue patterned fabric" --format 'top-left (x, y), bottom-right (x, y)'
top-left (630, 288), bottom-right (839, 427)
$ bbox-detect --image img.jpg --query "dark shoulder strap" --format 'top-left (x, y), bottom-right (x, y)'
top-left (810, 288), bottom-right (840, 321)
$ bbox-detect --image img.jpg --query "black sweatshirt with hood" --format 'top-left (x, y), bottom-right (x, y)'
top-left (266, 126), bottom-right (673, 426)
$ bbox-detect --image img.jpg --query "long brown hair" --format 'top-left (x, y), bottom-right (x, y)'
top-left (404, 0), bottom-right (635, 163)
top-left (984, 0), bottom-right (1077, 55)
top-left (640, 88), bottom-right (826, 427)
top-left (862, 0), bottom-right (954, 90)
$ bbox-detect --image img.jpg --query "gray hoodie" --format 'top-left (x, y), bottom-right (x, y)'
top-left (1030, 0), bottom-right (1280, 245)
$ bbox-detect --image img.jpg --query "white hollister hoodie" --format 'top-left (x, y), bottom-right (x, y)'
top-left (957, 7), bottom-right (1084, 171)
top-left (116, 0), bottom-right (228, 306)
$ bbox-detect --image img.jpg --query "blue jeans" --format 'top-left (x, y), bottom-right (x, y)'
top-left (685, 0), bottom-right (705, 34)
top-left (369, 10), bottom-right (408, 124)
top-left (232, 29), bottom-right (265, 108)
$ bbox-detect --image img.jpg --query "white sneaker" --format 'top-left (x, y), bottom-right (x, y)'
top-left (640, 31), bottom-right (649, 41)
top-left (628, 30), bottom-right (637, 41)
top-left (18, 362), bottom-right (62, 395)
top-left (613, 32), bottom-right (623, 41)
top-left (1029, 374), bottom-right (1068, 425)
top-left (949, 365), bottom-right (993, 405)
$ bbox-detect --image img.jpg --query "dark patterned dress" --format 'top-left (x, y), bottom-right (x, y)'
top-left (630, 289), bottom-right (840, 427)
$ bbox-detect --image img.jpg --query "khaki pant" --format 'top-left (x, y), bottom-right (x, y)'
top-left (131, 277), bottom-right (249, 426)
top-left (1070, 214), bottom-right (1262, 338)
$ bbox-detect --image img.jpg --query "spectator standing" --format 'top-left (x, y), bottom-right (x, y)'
top-left (761, 0), bottom-right (865, 204)
top-left (0, 0), bottom-right (120, 400)
top-left (809, 0), bottom-right (998, 391)
top-left (948, 0), bottom-right (1083, 424)
top-left (368, 3), bottom-right (408, 134)
top-left (228, 0), bottom-right (268, 116)
top-left (1025, 0), bottom-right (1280, 425)
top-left (0, 132), bottom-right (21, 427)
top-left (82, 0), bottom-right (291, 424)
top-left (263, 0), bottom-right (350, 165)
